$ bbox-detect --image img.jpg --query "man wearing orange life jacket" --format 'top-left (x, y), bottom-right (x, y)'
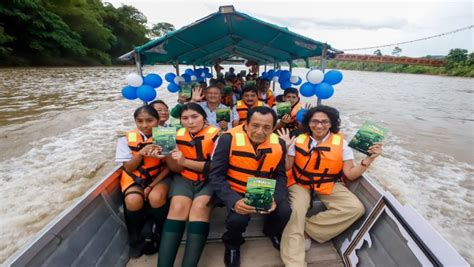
top-left (209, 106), bottom-right (291, 267)
top-left (257, 78), bottom-right (276, 107)
top-left (233, 85), bottom-right (265, 126)
top-left (278, 106), bottom-right (383, 267)
top-left (274, 87), bottom-right (303, 136)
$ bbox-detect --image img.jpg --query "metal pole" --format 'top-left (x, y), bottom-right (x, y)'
top-left (305, 58), bottom-right (310, 69)
top-left (289, 60), bottom-right (293, 73)
top-left (175, 61), bottom-right (180, 75)
top-left (133, 52), bottom-right (147, 105)
top-left (264, 63), bottom-right (267, 72)
top-left (317, 44), bottom-right (328, 106)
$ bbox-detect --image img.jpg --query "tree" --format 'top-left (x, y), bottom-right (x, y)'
top-left (391, 46), bottom-right (402, 56)
top-left (445, 48), bottom-right (468, 64)
top-left (373, 49), bottom-right (382, 56)
top-left (150, 22), bottom-right (175, 39)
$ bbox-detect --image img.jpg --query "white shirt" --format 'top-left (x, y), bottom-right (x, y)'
top-left (287, 133), bottom-right (354, 161)
top-left (115, 130), bottom-right (149, 162)
top-left (198, 102), bottom-right (238, 129)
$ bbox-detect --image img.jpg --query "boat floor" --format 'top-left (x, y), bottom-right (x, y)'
top-left (127, 238), bottom-right (343, 267)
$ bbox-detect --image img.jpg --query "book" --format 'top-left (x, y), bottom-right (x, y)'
top-left (216, 106), bottom-right (231, 122)
top-left (152, 127), bottom-right (177, 155)
top-left (276, 102), bottom-right (291, 118)
top-left (168, 117), bottom-right (182, 128)
top-left (244, 177), bottom-right (276, 212)
top-left (348, 121), bottom-right (387, 155)
top-left (179, 82), bottom-right (192, 99)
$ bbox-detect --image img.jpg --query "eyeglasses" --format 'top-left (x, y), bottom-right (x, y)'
top-left (309, 119), bottom-right (331, 126)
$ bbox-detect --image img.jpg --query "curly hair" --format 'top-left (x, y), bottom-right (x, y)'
top-left (302, 105), bottom-right (341, 134)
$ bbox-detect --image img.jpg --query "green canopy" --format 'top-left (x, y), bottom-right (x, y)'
top-left (119, 5), bottom-right (340, 66)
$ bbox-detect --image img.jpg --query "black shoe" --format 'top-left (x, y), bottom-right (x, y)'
top-left (224, 248), bottom-right (240, 267)
top-left (268, 235), bottom-right (281, 250)
top-left (129, 245), bottom-right (143, 259)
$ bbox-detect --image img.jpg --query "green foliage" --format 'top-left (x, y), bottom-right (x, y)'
top-left (445, 48), bottom-right (468, 69)
top-left (391, 46), bottom-right (402, 56)
top-left (373, 49), bottom-right (382, 56)
top-left (150, 22), bottom-right (175, 38)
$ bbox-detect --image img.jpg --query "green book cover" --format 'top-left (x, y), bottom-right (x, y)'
top-left (216, 107), bottom-right (231, 122)
top-left (168, 117), bottom-right (182, 128)
top-left (222, 85), bottom-right (232, 95)
top-left (179, 82), bottom-right (192, 99)
top-left (152, 127), bottom-right (177, 155)
top-left (244, 177), bottom-right (276, 212)
top-left (348, 121), bottom-right (387, 155)
top-left (276, 102), bottom-right (291, 118)
top-left (245, 80), bottom-right (256, 87)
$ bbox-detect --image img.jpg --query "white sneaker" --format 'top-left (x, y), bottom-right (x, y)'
top-left (304, 237), bottom-right (312, 251)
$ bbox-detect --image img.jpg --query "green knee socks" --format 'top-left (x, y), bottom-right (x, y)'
top-left (182, 221), bottom-right (210, 267)
top-left (157, 219), bottom-right (186, 267)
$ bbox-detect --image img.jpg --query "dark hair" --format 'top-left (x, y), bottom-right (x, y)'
top-left (247, 106), bottom-right (277, 127)
top-left (133, 105), bottom-right (160, 121)
top-left (302, 105), bottom-right (340, 134)
top-left (180, 102), bottom-right (207, 120)
top-left (242, 84), bottom-right (258, 95)
top-left (149, 99), bottom-right (169, 109)
top-left (283, 87), bottom-right (299, 96)
top-left (205, 85), bottom-right (221, 93)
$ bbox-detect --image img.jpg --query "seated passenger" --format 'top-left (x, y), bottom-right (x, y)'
top-left (257, 78), bottom-right (275, 107)
top-left (274, 88), bottom-right (303, 136)
top-left (150, 100), bottom-right (170, 126)
top-left (209, 106), bottom-right (291, 267)
top-left (115, 105), bottom-right (170, 258)
top-left (278, 106), bottom-right (383, 267)
top-left (233, 84), bottom-right (265, 126)
top-left (157, 103), bottom-right (220, 267)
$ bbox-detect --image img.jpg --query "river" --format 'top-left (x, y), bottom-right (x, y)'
top-left (0, 66), bottom-right (472, 264)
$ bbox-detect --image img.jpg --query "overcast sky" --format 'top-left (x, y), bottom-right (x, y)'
top-left (106, 0), bottom-right (473, 57)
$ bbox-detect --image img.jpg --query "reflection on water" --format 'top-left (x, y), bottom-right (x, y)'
top-left (0, 67), bottom-right (472, 264)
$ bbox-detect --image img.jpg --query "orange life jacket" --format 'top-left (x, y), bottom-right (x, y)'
top-left (226, 125), bottom-right (283, 194)
top-left (176, 125), bottom-right (220, 181)
top-left (258, 89), bottom-right (275, 107)
top-left (120, 130), bottom-right (164, 192)
top-left (236, 100), bottom-right (264, 124)
top-left (287, 132), bottom-right (344, 195)
top-left (284, 102), bottom-right (303, 131)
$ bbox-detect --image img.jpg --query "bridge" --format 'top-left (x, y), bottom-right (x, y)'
top-left (334, 53), bottom-right (445, 67)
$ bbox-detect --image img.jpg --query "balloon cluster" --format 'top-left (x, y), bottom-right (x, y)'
top-left (164, 68), bottom-right (212, 93)
top-left (299, 69), bottom-right (343, 99)
top-left (121, 73), bottom-right (163, 102)
top-left (260, 69), bottom-right (302, 90)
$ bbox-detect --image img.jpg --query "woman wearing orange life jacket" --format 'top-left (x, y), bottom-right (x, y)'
top-left (278, 106), bottom-right (383, 267)
top-left (158, 103), bottom-right (220, 267)
top-left (115, 105), bottom-right (171, 258)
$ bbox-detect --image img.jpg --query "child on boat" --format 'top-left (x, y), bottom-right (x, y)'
top-left (157, 103), bottom-right (220, 267)
top-left (115, 105), bottom-right (171, 258)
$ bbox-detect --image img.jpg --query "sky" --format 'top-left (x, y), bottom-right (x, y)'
top-left (106, 0), bottom-right (473, 57)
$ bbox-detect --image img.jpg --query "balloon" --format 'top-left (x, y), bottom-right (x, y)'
top-left (306, 69), bottom-right (324, 85)
top-left (174, 76), bottom-right (185, 84)
top-left (184, 68), bottom-right (194, 76)
top-left (275, 70), bottom-right (281, 77)
top-left (206, 72), bottom-right (212, 78)
top-left (296, 108), bottom-right (307, 123)
top-left (272, 76), bottom-right (279, 82)
top-left (267, 69), bottom-right (275, 78)
top-left (125, 73), bottom-right (143, 87)
top-left (314, 82), bottom-right (334, 99)
top-left (167, 82), bottom-right (179, 93)
top-left (197, 76), bottom-right (205, 82)
top-left (203, 67), bottom-right (210, 73)
top-left (143, 73), bottom-right (162, 88)
top-left (261, 71), bottom-right (267, 79)
top-left (279, 70), bottom-right (291, 81)
top-left (165, 73), bottom-right (176, 82)
top-left (194, 69), bottom-right (203, 78)
top-left (323, 70), bottom-right (343, 85)
top-left (280, 80), bottom-right (292, 89)
top-left (300, 82), bottom-right (316, 97)
top-left (121, 85), bottom-right (138, 100)
top-left (181, 74), bottom-right (191, 83)
top-left (137, 85), bottom-right (156, 102)
top-left (290, 75), bottom-right (299, 84)
top-left (190, 75), bottom-right (197, 81)
top-left (294, 77), bottom-right (303, 86)
top-left (201, 72), bottom-right (206, 78)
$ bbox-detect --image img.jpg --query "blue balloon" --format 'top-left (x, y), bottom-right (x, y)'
top-left (121, 85), bottom-right (138, 100)
top-left (261, 71), bottom-right (267, 79)
top-left (165, 73), bottom-right (176, 83)
top-left (299, 82), bottom-right (316, 97)
top-left (184, 68), bottom-right (194, 76)
top-left (280, 80), bottom-right (292, 89)
top-left (275, 70), bottom-right (281, 77)
top-left (143, 73), bottom-right (163, 88)
top-left (267, 69), bottom-right (275, 78)
top-left (167, 82), bottom-right (179, 93)
top-left (296, 108), bottom-right (307, 123)
top-left (294, 77), bottom-right (303, 86)
top-left (323, 70), bottom-right (343, 85)
top-left (197, 76), bottom-right (205, 82)
top-left (137, 85), bottom-right (156, 102)
top-left (182, 73), bottom-right (191, 83)
top-left (279, 70), bottom-right (291, 81)
top-left (206, 72), bottom-right (213, 78)
top-left (195, 69), bottom-right (203, 78)
top-left (314, 82), bottom-right (334, 99)
top-left (203, 67), bottom-right (210, 73)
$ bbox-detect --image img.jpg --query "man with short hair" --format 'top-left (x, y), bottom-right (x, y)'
top-left (209, 106), bottom-right (291, 267)
top-left (274, 87), bottom-right (303, 136)
top-left (233, 85), bottom-right (265, 126)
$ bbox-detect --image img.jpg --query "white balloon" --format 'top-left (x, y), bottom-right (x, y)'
top-left (125, 73), bottom-right (143, 87)
top-left (190, 75), bottom-right (197, 81)
top-left (306, 69), bottom-right (324, 85)
top-left (272, 76), bottom-right (279, 82)
top-left (174, 76), bottom-right (185, 84)
top-left (290, 75), bottom-right (299, 84)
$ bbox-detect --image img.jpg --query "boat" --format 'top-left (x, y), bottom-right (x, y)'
top-left (5, 5), bottom-right (468, 267)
